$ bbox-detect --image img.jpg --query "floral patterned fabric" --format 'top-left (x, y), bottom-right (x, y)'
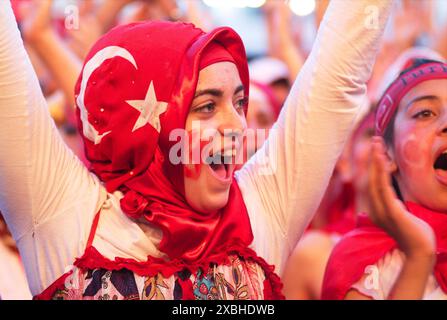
top-left (51, 255), bottom-right (266, 300)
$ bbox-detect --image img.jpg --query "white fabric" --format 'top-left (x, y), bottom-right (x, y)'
top-left (352, 249), bottom-right (447, 300)
top-left (0, 0), bottom-right (392, 296)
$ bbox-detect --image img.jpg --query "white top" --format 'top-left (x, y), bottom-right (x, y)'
top-left (352, 249), bottom-right (447, 300)
top-left (0, 0), bottom-right (393, 296)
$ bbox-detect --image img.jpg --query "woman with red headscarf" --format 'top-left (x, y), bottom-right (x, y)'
top-left (0, 0), bottom-right (392, 300)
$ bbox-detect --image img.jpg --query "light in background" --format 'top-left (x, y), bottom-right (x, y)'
top-left (202, 0), bottom-right (316, 15)
top-left (288, 0), bottom-right (316, 17)
top-left (203, 0), bottom-right (266, 8)
top-left (42, 0), bottom-right (447, 60)
top-left (200, 0), bottom-right (447, 58)
top-left (201, 0), bottom-right (317, 57)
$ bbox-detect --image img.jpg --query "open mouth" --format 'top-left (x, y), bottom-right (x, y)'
top-left (205, 150), bottom-right (235, 181)
top-left (434, 151), bottom-right (447, 185)
top-left (434, 152), bottom-right (447, 171)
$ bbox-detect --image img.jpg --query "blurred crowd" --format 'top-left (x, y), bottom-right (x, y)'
top-left (1, 0), bottom-right (446, 300)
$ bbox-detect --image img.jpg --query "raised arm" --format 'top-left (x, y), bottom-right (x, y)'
top-left (0, 1), bottom-right (101, 294)
top-left (22, 0), bottom-right (82, 107)
top-left (235, 0), bottom-right (394, 274)
top-left (264, 0), bottom-right (304, 81)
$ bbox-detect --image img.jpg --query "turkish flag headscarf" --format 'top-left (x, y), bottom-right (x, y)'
top-left (73, 21), bottom-right (283, 298)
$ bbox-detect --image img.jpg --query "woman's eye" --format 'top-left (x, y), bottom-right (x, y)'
top-left (194, 103), bottom-right (215, 114)
top-left (235, 97), bottom-right (248, 113)
top-left (413, 109), bottom-right (435, 119)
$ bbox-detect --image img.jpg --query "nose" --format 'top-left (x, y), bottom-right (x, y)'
top-left (217, 104), bottom-right (247, 138)
top-left (216, 104), bottom-right (246, 152)
top-left (439, 113), bottom-right (447, 135)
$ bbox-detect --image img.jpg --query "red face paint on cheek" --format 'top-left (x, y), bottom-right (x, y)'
top-left (183, 130), bottom-right (214, 180)
top-left (184, 163), bottom-right (201, 179)
top-left (397, 133), bottom-right (429, 169)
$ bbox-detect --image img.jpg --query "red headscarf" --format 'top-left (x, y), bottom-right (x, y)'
top-left (75, 21), bottom-right (253, 265)
top-left (322, 202), bottom-right (447, 299)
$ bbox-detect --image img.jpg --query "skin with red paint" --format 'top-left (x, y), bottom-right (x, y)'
top-left (389, 79), bottom-right (447, 212)
top-left (184, 62), bottom-right (247, 214)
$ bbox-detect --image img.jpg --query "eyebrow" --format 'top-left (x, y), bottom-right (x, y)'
top-left (194, 84), bottom-right (245, 99)
top-left (405, 95), bottom-right (440, 110)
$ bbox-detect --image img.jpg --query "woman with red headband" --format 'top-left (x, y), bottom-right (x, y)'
top-left (322, 59), bottom-right (447, 300)
top-left (0, 1), bottom-right (392, 300)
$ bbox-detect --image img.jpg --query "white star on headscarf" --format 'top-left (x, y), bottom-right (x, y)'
top-left (126, 81), bottom-right (168, 133)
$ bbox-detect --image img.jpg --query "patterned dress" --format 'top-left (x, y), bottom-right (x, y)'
top-left (35, 211), bottom-right (284, 300)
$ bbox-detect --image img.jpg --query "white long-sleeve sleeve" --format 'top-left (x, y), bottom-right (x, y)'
top-left (236, 0), bottom-right (393, 275)
top-left (0, 1), bottom-right (102, 294)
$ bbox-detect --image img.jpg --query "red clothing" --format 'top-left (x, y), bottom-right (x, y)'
top-left (322, 202), bottom-right (447, 300)
top-left (34, 210), bottom-right (284, 300)
top-left (34, 21), bottom-right (284, 300)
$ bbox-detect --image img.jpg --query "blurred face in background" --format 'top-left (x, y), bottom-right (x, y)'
top-left (350, 118), bottom-right (375, 195)
top-left (246, 83), bottom-right (277, 157)
top-left (270, 78), bottom-right (290, 108)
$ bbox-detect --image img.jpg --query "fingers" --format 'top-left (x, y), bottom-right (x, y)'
top-left (33, 0), bottom-right (52, 19)
top-left (367, 139), bottom-right (436, 257)
top-left (372, 137), bottom-right (398, 207)
top-left (367, 137), bottom-right (386, 224)
top-left (367, 136), bottom-right (399, 228)
top-left (22, 0), bottom-right (53, 44)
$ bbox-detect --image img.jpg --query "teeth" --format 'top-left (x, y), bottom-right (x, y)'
top-left (221, 149), bottom-right (236, 157)
top-left (223, 155), bottom-right (232, 164)
top-left (206, 149), bottom-right (236, 165)
top-left (206, 152), bottom-right (222, 165)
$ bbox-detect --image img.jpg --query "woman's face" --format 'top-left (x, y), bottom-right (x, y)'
top-left (246, 89), bottom-right (275, 131)
top-left (184, 62), bottom-right (247, 213)
top-left (246, 86), bottom-right (276, 157)
top-left (390, 79), bottom-right (447, 212)
top-left (350, 125), bottom-right (375, 194)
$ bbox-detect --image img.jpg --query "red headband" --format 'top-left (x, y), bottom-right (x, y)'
top-left (375, 62), bottom-right (447, 136)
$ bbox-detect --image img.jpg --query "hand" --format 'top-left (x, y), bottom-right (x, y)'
top-left (66, 14), bottom-right (102, 59)
top-left (315, 0), bottom-right (330, 29)
top-left (391, 0), bottom-right (431, 50)
top-left (157, 0), bottom-right (181, 20)
top-left (367, 137), bottom-right (436, 259)
top-left (262, 0), bottom-right (303, 80)
top-left (21, 0), bottom-right (53, 45)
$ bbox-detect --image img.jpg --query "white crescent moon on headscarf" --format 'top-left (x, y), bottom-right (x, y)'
top-left (77, 46), bottom-right (138, 145)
